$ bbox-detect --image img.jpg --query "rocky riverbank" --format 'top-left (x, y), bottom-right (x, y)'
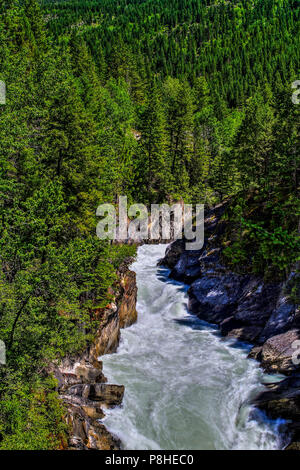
top-left (50, 258), bottom-right (138, 450)
top-left (159, 202), bottom-right (300, 449)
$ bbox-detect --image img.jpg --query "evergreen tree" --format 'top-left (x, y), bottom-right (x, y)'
top-left (135, 85), bottom-right (169, 203)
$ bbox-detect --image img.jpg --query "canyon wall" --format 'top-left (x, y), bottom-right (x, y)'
top-left (159, 203), bottom-right (300, 449)
top-left (50, 258), bottom-right (138, 450)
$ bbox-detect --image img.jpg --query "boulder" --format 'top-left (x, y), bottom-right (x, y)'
top-left (170, 252), bottom-right (202, 284)
top-left (158, 239), bottom-right (186, 269)
top-left (260, 329), bottom-right (300, 374)
top-left (234, 282), bottom-right (280, 327)
top-left (220, 315), bottom-right (243, 336)
top-left (87, 422), bottom-right (121, 450)
top-left (65, 402), bottom-right (120, 450)
top-left (51, 360), bottom-right (106, 392)
top-left (188, 273), bottom-right (244, 324)
top-left (67, 383), bottom-right (124, 407)
top-left (74, 363), bottom-right (106, 384)
top-left (88, 384), bottom-right (125, 406)
top-left (248, 345), bottom-right (263, 360)
top-left (285, 442), bottom-right (300, 451)
top-left (199, 248), bottom-right (223, 271)
top-left (81, 405), bottom-right (105, 420)
top-left (227, 325), bottom-right (263, 343)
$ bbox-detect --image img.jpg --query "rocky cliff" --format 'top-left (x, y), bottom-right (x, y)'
top-left (159, 202), bottom-right (300, 449)
top-left (50, 258), bottom-right (138, 450)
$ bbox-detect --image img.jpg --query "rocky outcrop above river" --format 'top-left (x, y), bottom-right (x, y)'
top-left (159, 202), bottom-right (300, 448)
top-left (50, 258), bottom-right (137, 450)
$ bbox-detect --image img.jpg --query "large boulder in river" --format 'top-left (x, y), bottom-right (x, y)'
top-left (158, 200), bottom-right (230, 271)
top-left (67, 383), bottom-right (125, 406)
top-left (188, 272), bottom-right (244, 324)
top-left (88, 384), bottom-right (125, 406)
top-left (169, 251), bottom-right (203, 284)
top-left (158, 239), bottom-right (186, 269)
top-left (220, 278), bottom-right (288, 342)
top-left (260, 329), bottom-right (300, 374)
top-left (227, 325), bottom-right (263, 343)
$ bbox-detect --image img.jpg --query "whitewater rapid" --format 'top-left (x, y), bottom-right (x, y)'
top-left (101, 244), bottom-right (284, 450)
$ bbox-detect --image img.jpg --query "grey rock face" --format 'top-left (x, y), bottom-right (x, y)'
top-left (235, 281), bottom-right (281, 327)
top-left (188, 273), bottom-right (243, 324)
top-left (170, 252), bottom-right (202, 283)
top-left (259, 296), bottom-right (296, 344)
top-left (158, 239), bottom-right (185, 269)
top-left (260, 329), bottom-right (300, 374)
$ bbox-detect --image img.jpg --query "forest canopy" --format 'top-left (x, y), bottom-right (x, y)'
top-left (0, 0), bottom-right (298, 449)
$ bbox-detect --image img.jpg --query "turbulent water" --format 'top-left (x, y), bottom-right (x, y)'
top-left (101, 244), bottom-right (284, 450)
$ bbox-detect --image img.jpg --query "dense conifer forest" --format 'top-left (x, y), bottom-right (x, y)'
top-left (0, 0), bottom-right (299, 448)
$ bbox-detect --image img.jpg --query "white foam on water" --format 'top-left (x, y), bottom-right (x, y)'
top-left (101, 245), bottom-right (285, 450)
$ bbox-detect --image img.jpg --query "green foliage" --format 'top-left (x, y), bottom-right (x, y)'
top-left (0, 375), bottom-right (67, 450)
top-left (0, 0), bottom-right (139, 448)
top-left (222, 191), bottom-right (300, 279)
top-left (241, 219), bottom-right (300, 275)
top-left (43, 0), bottom-right (299, 106)
top-left (0, 0), bottom-right (299, 450)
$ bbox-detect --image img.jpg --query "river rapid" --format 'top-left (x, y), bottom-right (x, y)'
top-left (101, 244), bottom-right (284, 450)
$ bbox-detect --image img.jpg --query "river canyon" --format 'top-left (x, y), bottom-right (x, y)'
top-left (101, 245), bottom-right (286, 450)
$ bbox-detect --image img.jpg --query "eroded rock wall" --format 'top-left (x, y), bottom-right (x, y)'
top-left (51, 258), bottom-right (137, 450)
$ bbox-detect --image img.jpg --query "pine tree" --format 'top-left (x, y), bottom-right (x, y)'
top-left (135, 85), bottom-right (169, 203)
top-left (163, 77), bottom-right (194, 198)
top-left (235, 86), bottom-right (276, 191)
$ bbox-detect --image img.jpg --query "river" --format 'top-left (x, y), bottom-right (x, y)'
top-left (101, 244), bottom-right (284, 450)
